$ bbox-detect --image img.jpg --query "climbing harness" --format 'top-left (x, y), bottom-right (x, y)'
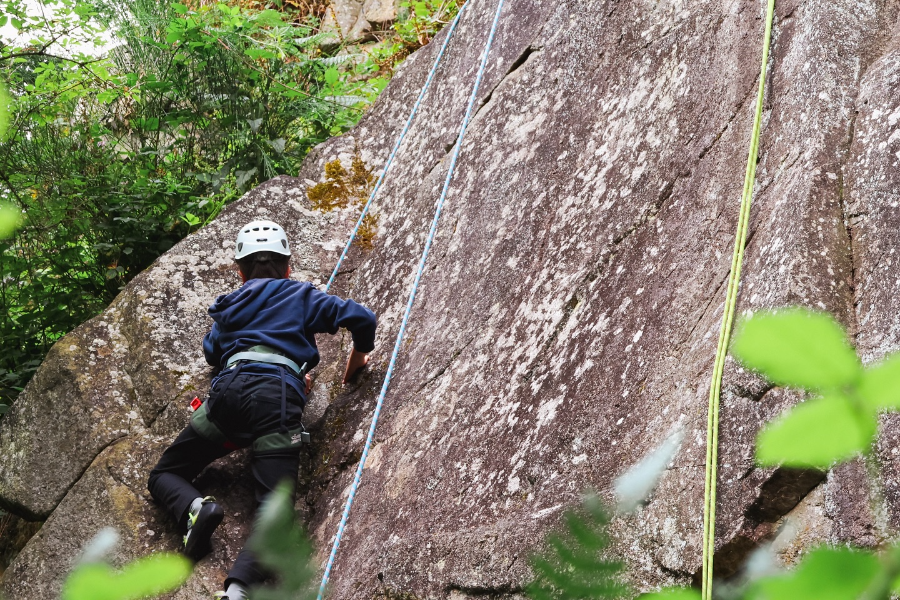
top-left (226, 344), bottom-right (305, 376)
top-left (315, 0), bottom-right (507, 597)
top-left (701, 0), bottom-right (777, 598)
top-left (191, 357), bottom-right (311, 450)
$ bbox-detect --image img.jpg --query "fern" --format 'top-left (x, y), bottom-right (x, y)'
top-left (293, 32), bottom-right (334, 47)
top-left (311, 54), bottom-right (361, 67)
top-left (247, 481), bottom-right (318, 600)
top-left (323, 95), bottom-right (367, 107)
top-left (527, 494), bottom-right (630, 600)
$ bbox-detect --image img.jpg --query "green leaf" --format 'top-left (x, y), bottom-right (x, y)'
top-left (247, 481), bottom-right (317, 599)
top-left (858, 353), bottom-right (900, 410)
top-left (756, 394), bottom-right (875, 468)
top-left (0, 202), bottom-right (23, 239)
top-left (638, 589), bottom-right (701, 600)
top-left (63, 554), bottom-right (191, 600)
top-left (324, 67), bottom-right (340, 86)
top-left (254, 9), bottom-right (285, 26)
top-left (0, 404), bottom-right (9, 414)
top-left (172, 3), bottom-right (189, 14)
top-left (245, 47), bottom-right (277, 60)
top-left (116, 554), bottom-right (192, 597)
top-left (97, 90), bottom-right (119, 104)
top-left (745, 547), bottom-right (880, 600)
top-left (732, 309), bottom-right (861, 390)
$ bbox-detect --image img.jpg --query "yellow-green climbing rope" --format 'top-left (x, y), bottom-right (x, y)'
top-left (701, 0), bottom-right (777, 598)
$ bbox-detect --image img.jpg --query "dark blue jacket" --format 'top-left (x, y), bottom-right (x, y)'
top-left (202, 278), bottom-right (377, 371)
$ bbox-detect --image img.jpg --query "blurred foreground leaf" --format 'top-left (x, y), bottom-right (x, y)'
top-left (756, 394), bottom-right (874, 468)
top-left (0, 202), bottom-right (23, 239)
top-left (247, 480), bottom-right (317, 600)
top-left (859, 353), bottom-right (900, 410)
top-left (732, 310), bottom-right (860, 390)
top-left (614, 429), bottom-right (683, 513)
top-left (744, 547), bottom-right (879, 600)
top-left (526, 494), bottom-right (629, 600)
top-left (62, 554), bottom-right (191, 600)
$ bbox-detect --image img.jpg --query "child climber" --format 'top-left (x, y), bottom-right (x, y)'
top-left (148, 219), bottom-right (377, 600)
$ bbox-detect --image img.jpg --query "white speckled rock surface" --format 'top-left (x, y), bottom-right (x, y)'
top-left (3, 0), bottom-right (900, 597)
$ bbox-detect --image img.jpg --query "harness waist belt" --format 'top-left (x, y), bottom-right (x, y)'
top-left (226, 346), bottom-right (304, 376)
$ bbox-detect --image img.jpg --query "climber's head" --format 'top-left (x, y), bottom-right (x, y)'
top-left (234, 219), bottom-right (291, 281)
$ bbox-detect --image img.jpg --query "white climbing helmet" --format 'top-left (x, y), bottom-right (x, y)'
top-left (234, 220), bottom-right (291, 260)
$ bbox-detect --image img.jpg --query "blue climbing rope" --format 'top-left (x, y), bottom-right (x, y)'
top-left (316, 0), bottom-right (508, 596)
top-left (323, 2), bottom-right (468, 294)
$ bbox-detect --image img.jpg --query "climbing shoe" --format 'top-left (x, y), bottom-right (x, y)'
top-left (213, 582), bottom-right (248, 600)
top-left (183, 496), bottom-right (223, 561)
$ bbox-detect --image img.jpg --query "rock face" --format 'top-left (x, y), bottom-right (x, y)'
top-left (322, 0), bottom-right (399, 43)
top-left (3, 0), bottom-right (900, 598)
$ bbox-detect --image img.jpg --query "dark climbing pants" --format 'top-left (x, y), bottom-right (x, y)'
top-left (148, 369), bottom-right (305, 587)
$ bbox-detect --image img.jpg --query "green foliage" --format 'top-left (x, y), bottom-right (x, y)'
top-left (0, 201), bottom-right (21, 238)
top-left (732, 308), bottom-right (900, 468)
top-left (755, 393), bottom-right (875, 468)
top-left (0, 84), bottom-right (19, 241)
top-left (394, 1), bottom-right (462, 49)
top-left (731, 309), bottom-right (861, 390)
top-left (742, 547), bottom-right (880, 600)
top-left (356, 0), bottom-right (463, 77)
top-left (60, 528), bottom-right (191, 600)
top-left (247, 480), bottom-right (317, 600)
top-left (542, 308), bottom-right (900, 600)
top-left (630, 309), bottom-right (900, 600)
top-left (0, 0), bottom-right (389, 404)
top-left (652, 544), bottom-right (900, 600)
top-left (0, 83), bottom-right (8, 138)
top-left (0, 0), bottom-right (463, 406)
top-left (526, 494), bottom-right (630, 600)
top-left (62, 554), bottom-right (192, 600)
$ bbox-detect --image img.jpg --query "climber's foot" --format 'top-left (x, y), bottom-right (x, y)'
top-left (183, 496), bottom-right (223, 561)
top-left (214, 581), bottom-right (249, 600)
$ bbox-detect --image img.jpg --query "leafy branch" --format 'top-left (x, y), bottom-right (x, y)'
top-left (642, 308), bottom-right (900, 599)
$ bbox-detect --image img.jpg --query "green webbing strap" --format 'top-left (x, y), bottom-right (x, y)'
top-left (253, 428), bottom-right (307, 452)
top-left (701, 0), bottom-right (776, 598)
top-left (226, 345), bottom-right (304, 376)
top-left (191, 403), bottom-right (228, 444)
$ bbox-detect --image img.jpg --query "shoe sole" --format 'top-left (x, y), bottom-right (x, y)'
top-left (184, 503), bottom-right (224, 561)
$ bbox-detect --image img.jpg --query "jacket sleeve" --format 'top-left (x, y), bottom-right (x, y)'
top-left (305, 288), bottom-right (377, 352)
top-left (203, 322), bottom-right (223, 367)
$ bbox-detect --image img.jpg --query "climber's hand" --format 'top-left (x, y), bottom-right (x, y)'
top-left (343, 348), bottom-right (369, 384)
top-left (304, 373), bottom-right (312, 394)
